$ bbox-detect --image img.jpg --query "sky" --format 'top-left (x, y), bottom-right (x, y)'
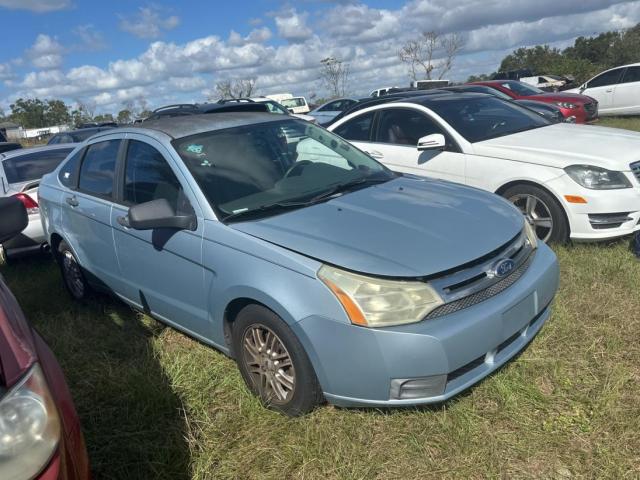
top-left (1, 0), bottom-right (639, 115)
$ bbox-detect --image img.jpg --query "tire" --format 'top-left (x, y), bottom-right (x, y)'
top-left (57, 240), bottom-right (91, 301)
top-left (232, 304), bottom-right (323, 416)
top-left (502, 184), bottom-right (569, 244)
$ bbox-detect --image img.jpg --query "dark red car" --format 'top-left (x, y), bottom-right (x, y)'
top-left (0, 197), bottom-right (90, 480)
top-left (469, 80), bottom-right (598, 123)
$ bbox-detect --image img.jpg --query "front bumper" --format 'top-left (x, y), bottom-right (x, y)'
top-left (546, 174), bottom-right (640, 241)
top-left (292, 243), bottom-right (559, 407)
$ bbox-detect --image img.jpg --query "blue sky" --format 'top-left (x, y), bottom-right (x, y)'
top-left (1, 0), bottom-right (639, 115)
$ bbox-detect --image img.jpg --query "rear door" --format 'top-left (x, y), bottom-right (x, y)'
top-left (612, 66), bottom-right (640, 115)
top-left (111, 135), bottom-right (208, 337)
top-left (583, 68), bottom-right (624, 112)
top-left (60, 138), bottom-right (123, 291)
top-left (367, 107), bottom-right (466, 184)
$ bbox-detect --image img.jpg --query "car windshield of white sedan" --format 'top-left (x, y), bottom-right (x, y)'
top-left (173, 120), bottom-right (394, 221)
top-left (429, 97), bottom-right (551, 143)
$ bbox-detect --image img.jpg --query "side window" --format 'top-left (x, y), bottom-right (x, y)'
top-left (123, 140), bottom-right (193, 215)
top-left (621, 66), bottom-right (640, 84)
top-left (332, 111), bottom-right (374, 142)
top-left (59, 148), bottom-right (84, 188)
top-left (376, 108), bottom-right (444, 146)
top-left (588, 69), bottom-right (623, 88)
top-left (318, 101), bottom-right (338, 112)
top-left (78, 140), bottom-right (120, 198)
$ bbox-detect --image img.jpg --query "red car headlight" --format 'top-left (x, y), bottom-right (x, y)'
top-left (0, 364), bottom-right (61, 480)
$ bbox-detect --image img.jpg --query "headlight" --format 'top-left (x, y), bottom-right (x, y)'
top-left (554, 102), bottom-right (577, 109)
top-left (564, 165), bottom-right (632, 190)
top-left (523, 220), bottom-right (538, 249)
top-left (318, 265), bottom-right (444, 327)
top-left (0, 364), bottom-right (61, 480)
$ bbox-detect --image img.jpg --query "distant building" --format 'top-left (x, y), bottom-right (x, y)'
top-left (0, 122), bottom-right (69, 141)
top-left (0, 121), bottom-right (20, 141)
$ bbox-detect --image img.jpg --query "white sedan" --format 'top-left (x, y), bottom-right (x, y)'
top-left (326, 93), bottom-right (640, 243)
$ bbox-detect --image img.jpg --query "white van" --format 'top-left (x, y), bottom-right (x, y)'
top-left (279, 96), bottom-right (310, 114)
top-left (567, 63), bottom-right (640, 116)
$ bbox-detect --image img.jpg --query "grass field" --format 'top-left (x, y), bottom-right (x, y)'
top-left (2, 118), bottom-right (640, 479)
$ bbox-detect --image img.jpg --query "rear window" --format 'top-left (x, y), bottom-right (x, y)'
top-left (2, 148), bottom-right (73, 184)
top-left (281, 97), bottom-right (307, 108)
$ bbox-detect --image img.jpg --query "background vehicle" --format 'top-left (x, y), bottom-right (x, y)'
top-left (0, 196), bottom-right (90, 480)
top-left (370, 87), bottom-right (397, 97)
top-left (0, 142), bottom-right (22, 154)
top-left (218, 97), bottom-right (317, 123)
top-left (0, 144), bottom-right (77, 259)
top-left (327, 93), bottom-right (640, 243)
top-left (567, 63), bottom-right (640, 116)
top-left (444, 85), bottom-right (565, 123)
top-left (144, 102), bottom-right (269, 121)
top-left (469, 80), bottom-right (598, 123)
top-left (38, 113), bottom-right (558, 415)
top-left (412, 79), bottom-right (449, 89)
top-left (279, 96), bottom-right (310, 114)
top-left (308, 98), bottom-right (358, 125)
top-left (520, 75), bottom-right (567, 91)
top-left (48, 126), bottom-right (115, 145)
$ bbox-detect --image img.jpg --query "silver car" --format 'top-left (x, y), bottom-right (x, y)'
top-left (0, 144), bottom-right (78, 259)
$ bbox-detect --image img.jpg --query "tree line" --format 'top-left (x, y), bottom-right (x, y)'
top-left (468, 23), bottom-right (640, 84)
top-left (0, 97), bottom-right (153, 130)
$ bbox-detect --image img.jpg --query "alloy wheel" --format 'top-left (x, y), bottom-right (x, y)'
top-left (62, 250), bottom-right (85, 298)
top-left (509, 193), bottom-right (554, 242)
top-left (242, 324), bottom-right (296, 404)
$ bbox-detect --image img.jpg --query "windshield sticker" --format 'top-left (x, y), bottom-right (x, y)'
top-left (186, 144), bottom-right (204, 154)
top-left (200, 159), bottom-right (212, 167)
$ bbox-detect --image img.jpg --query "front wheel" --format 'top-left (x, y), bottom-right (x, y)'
top-left (232, 304), bottom-right (323, 416)
top-left (502, 184), bottom-right (569, 243)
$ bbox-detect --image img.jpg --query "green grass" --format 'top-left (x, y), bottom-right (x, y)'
top-left (1, 116), bottom-right (639, 479)
top-left (597, 116), bottom-right (640, 131)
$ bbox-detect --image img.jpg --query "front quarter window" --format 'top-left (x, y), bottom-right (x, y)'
top-left (173, 119), bottom-right (394, 221)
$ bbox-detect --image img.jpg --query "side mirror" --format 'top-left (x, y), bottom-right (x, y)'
top-left (417, 133), bottom-right (446, 151)
top-left (287, 108), bottom-right (295, 114)
top-left (121, 198), bottom-right (196, 231)
top-left (0, 197), bottom-right (28, 243)
top-left (579, 83), bottom-right (587, 93)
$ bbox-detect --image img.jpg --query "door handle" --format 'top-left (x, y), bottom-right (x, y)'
top-left (65, 195), bottom-right (79, 207)
top-left (116, 215), bottom-right (130, 228)
top-left (366, 150), bottom-right (384, 159)
top-left (605, 89), bottom-right (613, 93)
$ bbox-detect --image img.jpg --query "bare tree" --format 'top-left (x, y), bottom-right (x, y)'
top-left (398, 31), bottom-right (464, 81)
top-left (213, 78), bottom-right (257, 100)
top-left (319, 57), bottom-right (350, 98)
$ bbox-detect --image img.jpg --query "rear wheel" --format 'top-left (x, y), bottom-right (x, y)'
top-left (502, 184), bottom-right (569, 243)
top-left (57, 240), bottom-right (91, 301)
top-left (232, 304), bottom-right (323, 416)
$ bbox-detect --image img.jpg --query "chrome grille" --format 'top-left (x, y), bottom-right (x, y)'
top-left (631, 161), bottom-right (640, 183)
top-left (425, 250), bottom-right (535, 320)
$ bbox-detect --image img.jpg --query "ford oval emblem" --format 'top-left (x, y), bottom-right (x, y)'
top-left (492, 259), bottom-right (515, 278)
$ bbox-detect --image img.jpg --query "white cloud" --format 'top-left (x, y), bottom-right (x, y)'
top-left (0, 63), bottom-right (14, 80)
top-left (3, 0), bottom-right (640, 113)
top-left (0, 0), bottom-right (69, 12)
top-left (274, 9), bottom-right (313, 42)
top-left (119, 6), bottom-right (180, 39)
top-left (73, 24), bottom-right (107, 51)
top-left (27, 34), bottom-right (64, 70)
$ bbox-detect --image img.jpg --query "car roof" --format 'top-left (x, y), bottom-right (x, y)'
top-left (56, 126), bottom-right (113, 135)
top-left (132, 112), bottom-right (292, 139)
top-left (0, 143), bottom-right (79, 160)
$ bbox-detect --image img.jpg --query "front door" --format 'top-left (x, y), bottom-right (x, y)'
top-left (367, 107), bottom-right (466, 184)
top-left (583, 67), bottom-right (624, 112)
top-left (111, 136), bottom-right (209, 338)
top-left (612, 66), bottom-right (640, 115)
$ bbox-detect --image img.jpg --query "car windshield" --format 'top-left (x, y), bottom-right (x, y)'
top-left (429, 96), bottom-right (551, 143)
top-left (173, 119), bottom-right (395, 221)
top-left (500, 81), bottom-right (544, 96)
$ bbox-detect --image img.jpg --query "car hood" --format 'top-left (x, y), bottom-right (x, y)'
top-left (524, 92), bottom-right (592, 104)
top-left (231, 176), bottom-right (524, 278)
top-left (473, 123), bottom-right (640, 170)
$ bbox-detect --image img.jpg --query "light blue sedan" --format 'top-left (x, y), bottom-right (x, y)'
top-left (38, 113), bottom-right (559, 415)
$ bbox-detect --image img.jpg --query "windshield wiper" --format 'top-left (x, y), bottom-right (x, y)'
top-left (222, 176), bottom-right (393, 223)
